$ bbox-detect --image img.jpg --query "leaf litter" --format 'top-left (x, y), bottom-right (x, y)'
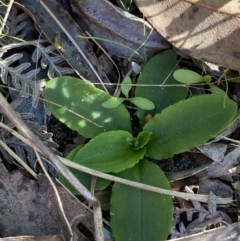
top-left (0, 161), bottom-right (93, 240)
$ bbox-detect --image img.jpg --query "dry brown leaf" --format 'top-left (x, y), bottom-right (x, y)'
top-left (15, 0), bottom-right (113, 93)
top-left (169, 220), bottom-right (240, 241)
top-left (178, 222), bottom-right (187, 235)
top-left (0, 161), bottom-right (93, 240)
top-left (177, 198), bottom-right (194, 221)
top-left (135, 0), bottom-right (240, 70)
top-left (70, 0), bottom-right (170, 61)
top-left (208, 191), bottom-right (217, 216)
top-left (197, 143), bottom-right (227, 162)
top-left (201, 148), bottom-right (240, 181)
top-left (198, 179), bottom-right (233, 198)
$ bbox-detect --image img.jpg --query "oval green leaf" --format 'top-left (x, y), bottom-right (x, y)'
top-left (121, 76), bottom-right (132, 98)
top-left (135, 50), bottom-right (188, 123)
top-left (101, 97), bottom-right (125, 108)
top-left (110, 159), bottom-right (173, 241)
top-left (144, 94), bottom-right (237, 159)
top-left (129, 97), bottom-right (155, 110)
top-left (173, 69), bottom-right (203, 84)
top-left (73, 131), bottom-right (146, 173)
top-left (45, 77), bottom-right (131, 138)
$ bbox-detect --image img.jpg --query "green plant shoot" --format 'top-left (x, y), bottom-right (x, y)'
top-left (45, 50), bottom-right (238, 241)
top-left (102, 76), bottom-right (155, 110)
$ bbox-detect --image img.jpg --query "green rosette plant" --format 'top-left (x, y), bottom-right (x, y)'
top-left (45, 49), bottom-right (237, 241)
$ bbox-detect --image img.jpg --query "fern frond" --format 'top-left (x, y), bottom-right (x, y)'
top-left (32, 44), bottom-right (74, 79)
top-left (0, 5), bottom-right (27, 45)
top-left (0, 112), bottom-right (60, 177)
top-left (0, 53), bottom-right (42, 99)
top-left (0, 4), bottom-right (75, 176)
top-left (0, 53), bottom-right (26, 83)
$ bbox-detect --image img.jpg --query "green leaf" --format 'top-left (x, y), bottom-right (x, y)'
top-left (144, 94), bottom-right (237, 159)
top-left (66, 145), bottom-right (83, 160)
top-left (58, 145), bottom-right (111, 192)
top-left (209, 84), bottom-right (226, 95)
top-left (173, 69), bottom-right (203, 84)
top-left (129, 97), bottom-right (155, 110)
top-left (121, 76), bottom-right (132, 98)
top-left (110, 159), bottom-right (173, 241)
top-left (45, 76), bottom-right (131, 138)
top-left (60, 130), bottom-right (146, 190)
top-left (135, 50), bottom-right (188, 123)
top-left (132, 131), bottom-right (151, 150)
top-left (73, 131), bottom-right (146, 173)
top-left (101, 97), bottom-right (125, 108)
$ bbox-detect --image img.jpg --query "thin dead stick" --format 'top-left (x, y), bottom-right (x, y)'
top-left (34, 149), bottom-right (73, 240)
top-left (0, 81), bottom-right (208, 89)
top-left (59, 157), bottom-right (232, 205)
top-left (222, 137), bottom-right (240, 145)
top-left (0, 0), bottom-right (14, 35)
top-left (0, 92), bottom-right (104, 241)
top-left (0, 120), bottom-right (233, 205)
